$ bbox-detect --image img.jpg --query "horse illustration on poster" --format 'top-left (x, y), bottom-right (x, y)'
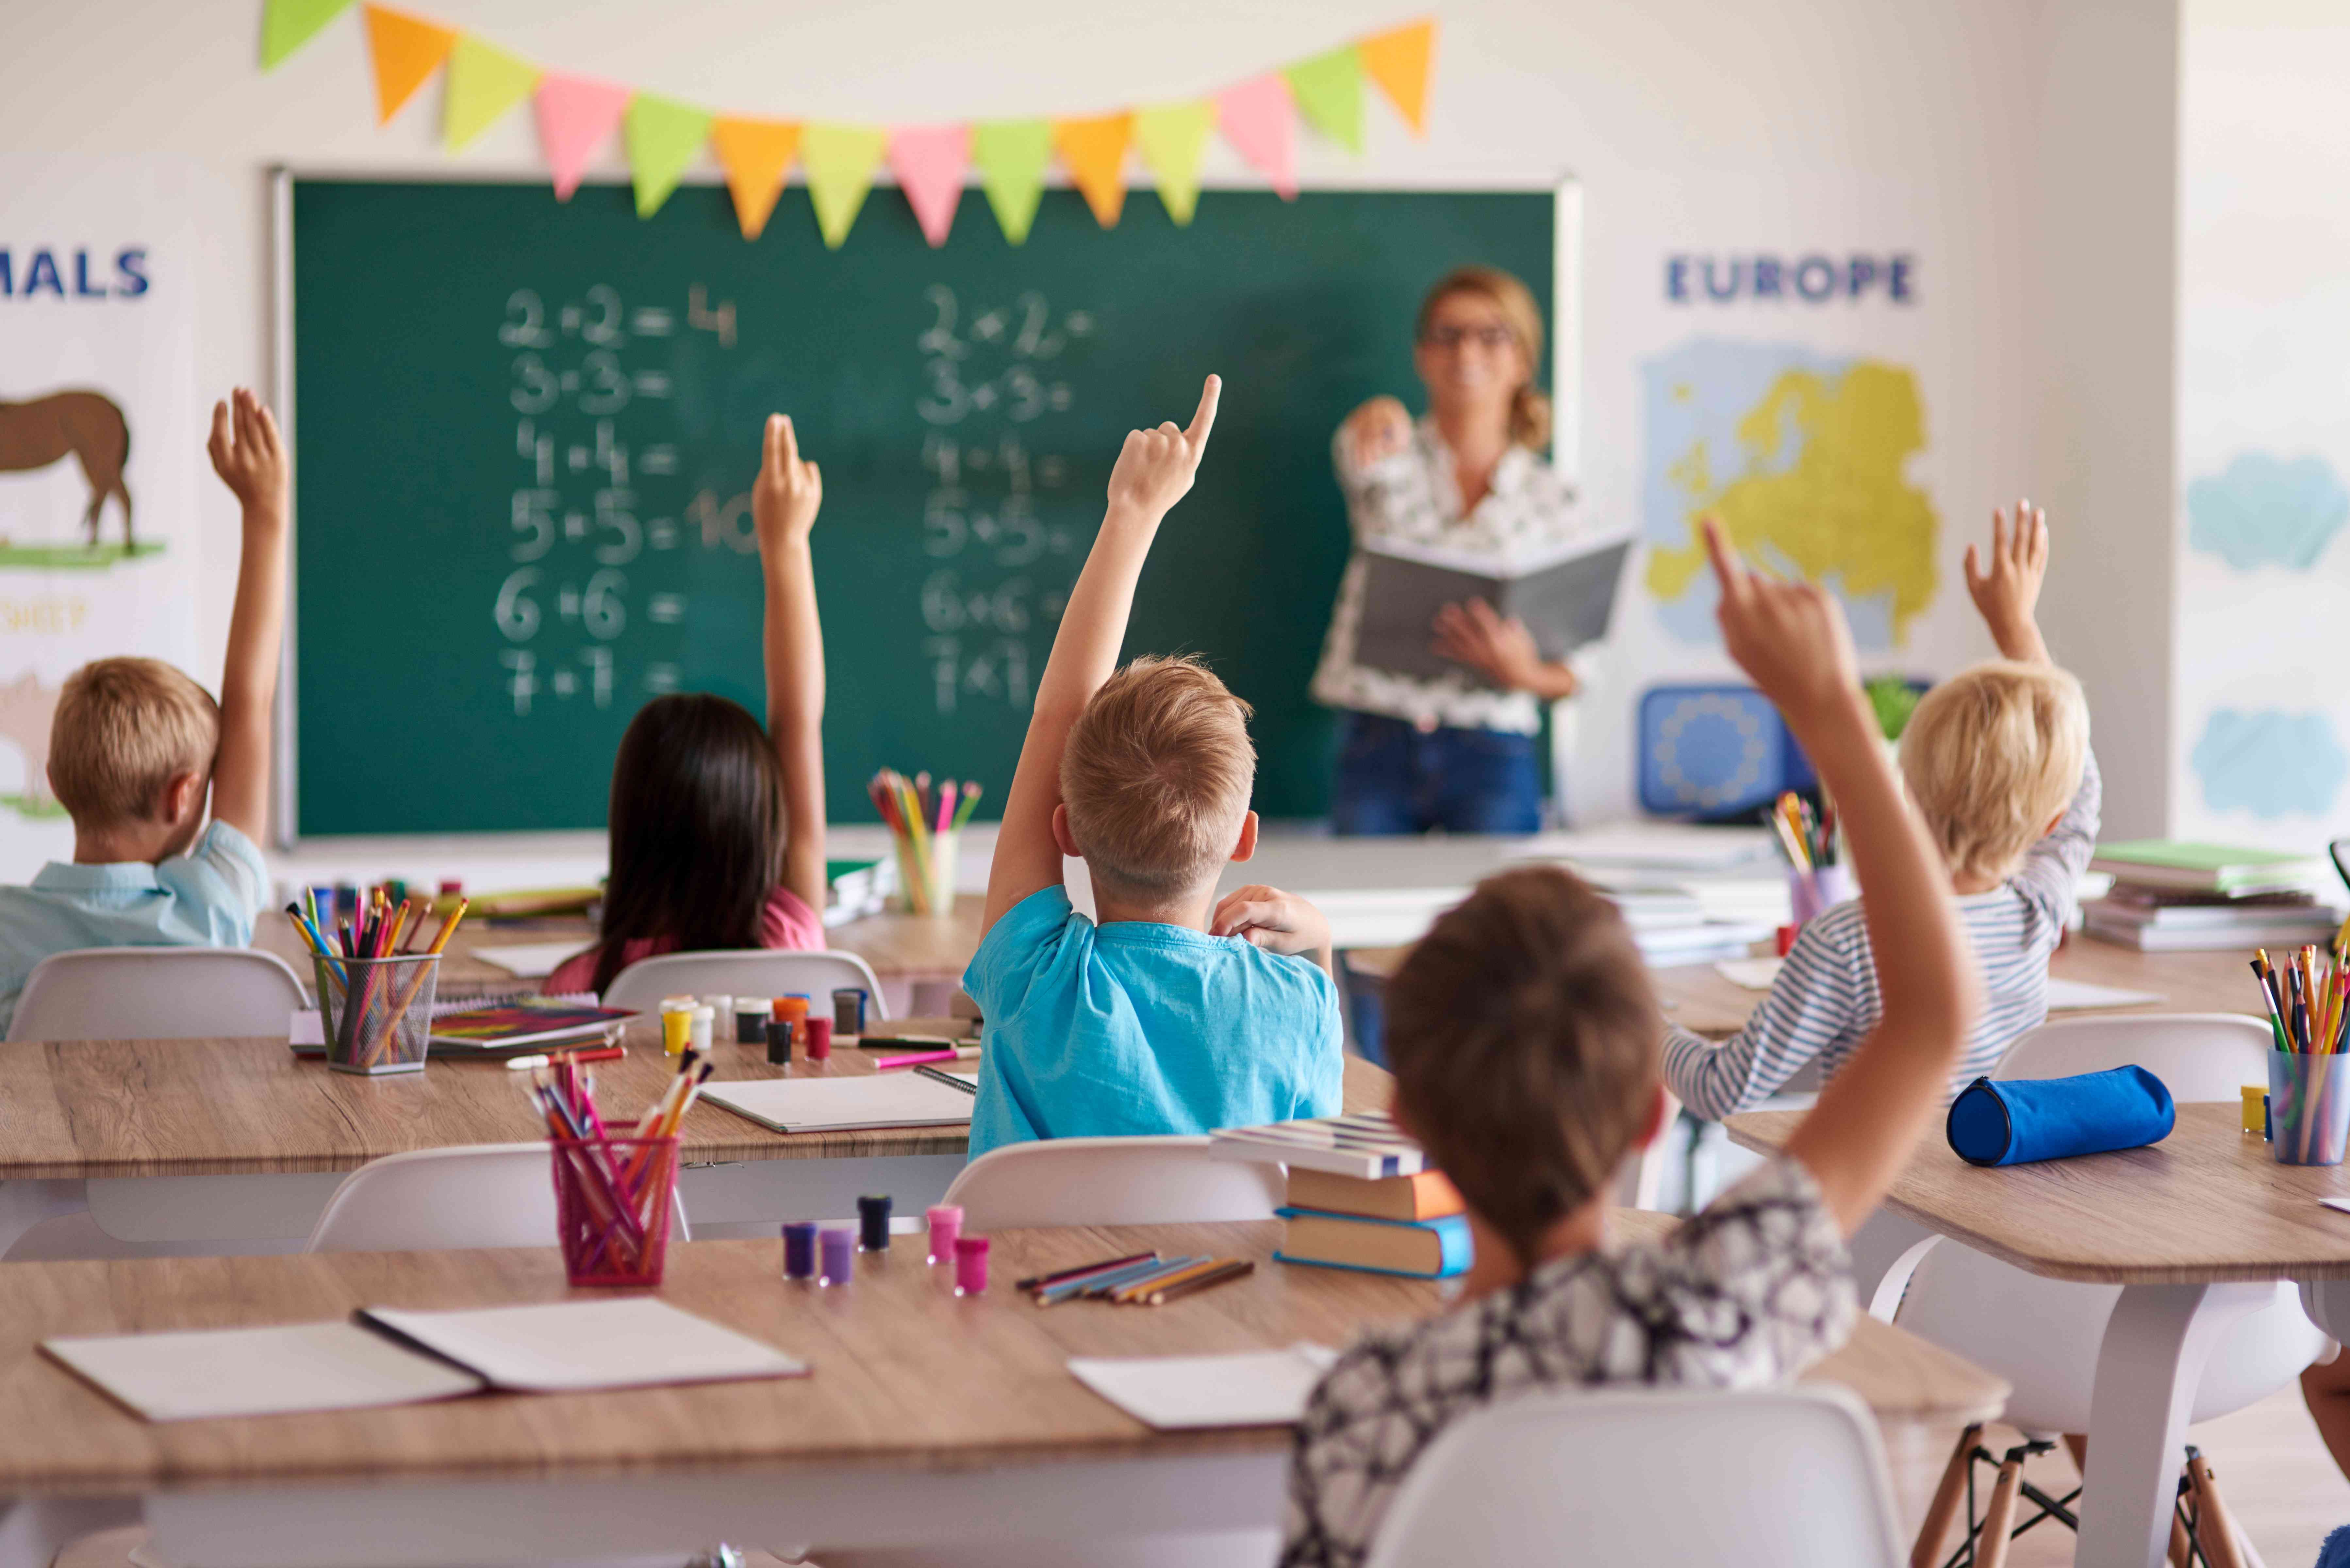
top-left (0, 390), bottom-right (136, 553)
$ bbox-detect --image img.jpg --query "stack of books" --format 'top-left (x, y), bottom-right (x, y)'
top-left (1209, 1114), bottom-right (1472, 1279)
top-left (2081, 841), bottom-right (2344, 951)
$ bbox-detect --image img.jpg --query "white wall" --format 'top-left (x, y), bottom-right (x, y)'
top-left (0, 0), bottom-right (2186, 856)
top-left (2170, 0), bottom-right (2350, 850)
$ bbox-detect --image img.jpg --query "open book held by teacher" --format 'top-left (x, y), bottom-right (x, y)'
top-left (1354, 533), bottom-right (1632, 687)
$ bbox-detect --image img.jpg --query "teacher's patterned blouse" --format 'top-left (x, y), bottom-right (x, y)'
top-left (1309, 416), bottom-right (1588, 735)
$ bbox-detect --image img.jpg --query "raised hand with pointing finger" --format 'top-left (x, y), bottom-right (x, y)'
top-left (1105, 374), bottom-right (1221, 523)
top-left (753, 413), bottom-right (823, 554)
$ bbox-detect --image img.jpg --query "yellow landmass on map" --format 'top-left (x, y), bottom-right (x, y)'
top-left (1647, 361), bottom-right (1938, 643)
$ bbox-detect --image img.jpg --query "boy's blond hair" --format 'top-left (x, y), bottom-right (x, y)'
top-left (1060, 655), bottom-right (1255, 896)
top-left (48, 657), bottom-right (219, 826)
top-left (1386, 866), bottom-right (1659, 1261)
top-left (1899, 660), bottom-right (2088, 884)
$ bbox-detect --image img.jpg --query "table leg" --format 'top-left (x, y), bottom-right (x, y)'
top-left (2074, 1282), bottom-right (2271, 1568)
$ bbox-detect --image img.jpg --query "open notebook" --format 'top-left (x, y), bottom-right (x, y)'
top-left (44, 1298), bottom-right (805, 1422)
top-left (699, 1073), bottom-right (976, 1134)
top-left (1068, 1346), bottom-right (1340, 1429)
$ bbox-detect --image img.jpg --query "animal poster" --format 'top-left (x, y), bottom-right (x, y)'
top-left (0, 159), bottom-right (200, 879)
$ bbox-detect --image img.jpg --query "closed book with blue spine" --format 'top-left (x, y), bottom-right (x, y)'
top-left (1274, 1207), bottom-right (1474, 1280)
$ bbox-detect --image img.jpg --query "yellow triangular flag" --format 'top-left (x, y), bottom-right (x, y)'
top-left (1134, 101), bottom-right (1215, 226)
top-left (711, 116), bottom-right (800, 241)
top-left (1359, 18), bottom-right (1436, 134)
top-left (801, 123), bottom-right (887, 249)
top-left (1054, 112), bottom-right (1133, 228)
top-left (443, 34), bottom-right (540, 153)
top-left (363, 6), bottom-right (457, 125)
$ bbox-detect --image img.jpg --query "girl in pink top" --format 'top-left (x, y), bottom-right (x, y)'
top-left (548, 415), bottom-right (831, 999)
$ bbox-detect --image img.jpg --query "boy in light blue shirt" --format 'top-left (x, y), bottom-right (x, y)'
top-left (0, 390), bottom-right (289, 1036)
top-left (965, 375), bottom-right (1344, 1158)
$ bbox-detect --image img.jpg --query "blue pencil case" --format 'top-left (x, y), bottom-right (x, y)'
top-left (1945, 1066), bottom-right (2176, 1167)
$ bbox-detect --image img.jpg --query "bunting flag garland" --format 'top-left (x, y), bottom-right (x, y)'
top-left (262, 0), bottom-right (353, 70)
top-left (1215, 74), bottom-right (1298, 200)
top-left (362, 6), bottom-right (456, 124)
top-left (889, 126), bottom-right (973, 247)
top-left (1285, 45), bottom-right (1364, 153)
top-left (1053, 113), bottom-right (1133, 228)
top-left (535, 74), bottom-right (633, 201)
top-left (1133, 101), bottom-right (1215, 226)
top-left (304, 6), bottom-right (1438, 244)
top-left (627, 94), bottom-right (715, 218)
top-left (442, 34), bottom-right (539, 153)
top-left (1358, 19), bottom-right (1435, 135)
top-left (802, 124), bottom-right (889, 249)
top-left (710, 116), bottom-right (800, 241)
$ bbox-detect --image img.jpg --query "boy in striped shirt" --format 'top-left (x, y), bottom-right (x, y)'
top-left (1664, 501), bottom-right (2096, 1121)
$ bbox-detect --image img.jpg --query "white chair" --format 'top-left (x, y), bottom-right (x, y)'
top-left (306, 1143), bottom-right (690, 1252)
top-left (942, 1136), bottom-right (1285, 1230)
top-left (1363, 1386), bottom-right (1903, 1568)
top-left (1889, 1014), bottom-right (2323, 1565)
top-left (601, 949), bottom-right (891, 1019)
top-left (6, 947), bottom-right (307, 1043)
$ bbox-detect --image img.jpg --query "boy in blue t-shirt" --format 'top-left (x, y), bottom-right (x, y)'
top-left (964, 375), bottom-right (1343, 1157)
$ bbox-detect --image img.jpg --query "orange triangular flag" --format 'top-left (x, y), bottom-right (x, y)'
top-left (363, 5), bottom-right (457, 125)
top-left (1054, 112), bottom-right (1133, 227)
top-left (711, 116), bottom-right (801, 240)
top-left (1359, 18), bottom-right (1436, 135)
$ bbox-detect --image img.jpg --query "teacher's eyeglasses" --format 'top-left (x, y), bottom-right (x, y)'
top-left (1419, 324), bottom-right (1516, 351)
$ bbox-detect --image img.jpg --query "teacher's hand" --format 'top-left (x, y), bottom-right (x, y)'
top-left (1342, 396), bottom-right (1413, 467)
top-left (1433, 598), bottom-right (1579, 699)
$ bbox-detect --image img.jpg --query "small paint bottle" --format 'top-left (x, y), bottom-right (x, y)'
top-left (804, 1016), bottom-right (833, 1062)
top-left (833, 988), bottom-right (868, 1037)
top-left (819, 1226), bottom-right (855, 1286)
top-left (858, 1194), bottom-right (892, 1252)
top-left (660, 1000), bottom-right (693, 1057)
top-left (766, 1018), bottom-right (794, 1066)
top-left (953, 1235), bottom-right (990, 1297)
top-left (925, 1205), bottom-right (963, 1265)
top-left (688, 1004), bottom-right (714, 1055)
top-left (736, 998), bottom-right (772, 1046)
top-left (782, 1220), bottom-right (818, 1280)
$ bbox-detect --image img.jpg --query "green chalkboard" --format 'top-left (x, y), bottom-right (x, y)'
top-left (289, 178), bottom-right (1555, 836)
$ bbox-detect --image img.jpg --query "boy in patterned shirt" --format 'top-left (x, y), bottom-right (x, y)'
top-left (1280, 517), bottom-right (1982, 1567)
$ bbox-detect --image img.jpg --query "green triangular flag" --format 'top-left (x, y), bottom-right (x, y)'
top-left (1285, 45), bottom-right (1364, 153)
top-left (1134, 101), bottom-right (1215, 226)
top-left (801, 123), bottom-right (888, 248)
top-left (260, 0), bottom-right (354, 69)
top-left (971, 120), bottom-right (1053, 245)
top-left (626, 93), bottom-right (713, 218)
top-left (443, 34), bottom-right (540, 152)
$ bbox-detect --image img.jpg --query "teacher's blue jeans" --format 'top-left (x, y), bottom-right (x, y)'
top-left (1329, 711), bottom-right (1545, 837)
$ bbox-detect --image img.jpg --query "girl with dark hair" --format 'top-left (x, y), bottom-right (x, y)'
top-left (547, 415), bottom-right (830, 996)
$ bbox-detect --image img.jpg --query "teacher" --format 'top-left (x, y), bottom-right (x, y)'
top-left (1310, 266), bottom-right (1588, 835)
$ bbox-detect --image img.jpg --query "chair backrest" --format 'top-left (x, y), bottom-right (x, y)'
top-left (1992, 1012), bottom-right (2274, 1101)
top-left (941, 1136), bottom-right (1286, 1230)
top-left (7, 946), bottom-right (308, 1043)
top-left (1363, 1386), bottom-right (1904, 1568)
top-left (305, 1143), bottom-right (691, 1253)
top-left (601, 949), bottom-right (890, 1019)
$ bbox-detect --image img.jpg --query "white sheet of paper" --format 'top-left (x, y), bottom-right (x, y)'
top-left (469, 941), bottom-right (593, 979)
top-left (1714, 957), bottom-right (1785, 991)
top-left (289, 1009), bottom-right (325, 1045)
top-left (43, 1322), bottom-right (483, 1422)
top-left (700, 1073), bottom-right (976, 1134)
top-left (2043, 978), bottom-right (2165, 1011)
top-left (1069, 1346), bottom-right (1341, 1430)
top-left (361, 1298), bottom-right (804, 1394)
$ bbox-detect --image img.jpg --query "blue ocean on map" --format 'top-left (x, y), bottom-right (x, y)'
top-left (2191, 707), bottom-right (2348, 819)
top-left (2185, 451), bottom-right (2349, 572)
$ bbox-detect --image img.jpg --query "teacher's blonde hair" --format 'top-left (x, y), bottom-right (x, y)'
top-left (1418, 266), bottom-right (1551, 452)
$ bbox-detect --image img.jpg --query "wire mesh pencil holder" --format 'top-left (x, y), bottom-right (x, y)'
top-left (551, 1135), bottom-right (679, 1287)
top-left (313, 953), bottom-right (439, 1075)
top-left (2270, 1050), bottom-right (2350, 1166)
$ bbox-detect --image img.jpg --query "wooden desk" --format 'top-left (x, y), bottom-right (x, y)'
top-left (0, 1220), bottom-right (2001, 1566)
top-left (0, 1031), bottom-right (1391, 1256)
top-left (1725, 1105), bottom-right (2350, 1568)
top-left (1351, 937), bottom-right (2262, 1041)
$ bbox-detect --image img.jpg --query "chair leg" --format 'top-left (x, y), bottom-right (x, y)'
top-left (1911, 1424), bottom-right (1981, 1568)
top-left (1971, 1452), bottom-right (2026, 1568)
top-left (2184, 1449), bottom-right (2248, 1568)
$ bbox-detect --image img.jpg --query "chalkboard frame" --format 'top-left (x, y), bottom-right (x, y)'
top-left (266, 167), bottom-right (1581, 847)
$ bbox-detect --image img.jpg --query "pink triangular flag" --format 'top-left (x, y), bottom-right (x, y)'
top-left (888, 124), bottom-right (971, 247)
top-left (1217, 74), bottom-right (1297, 199)
top-left (534, 73), bottom-right (633, 201)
